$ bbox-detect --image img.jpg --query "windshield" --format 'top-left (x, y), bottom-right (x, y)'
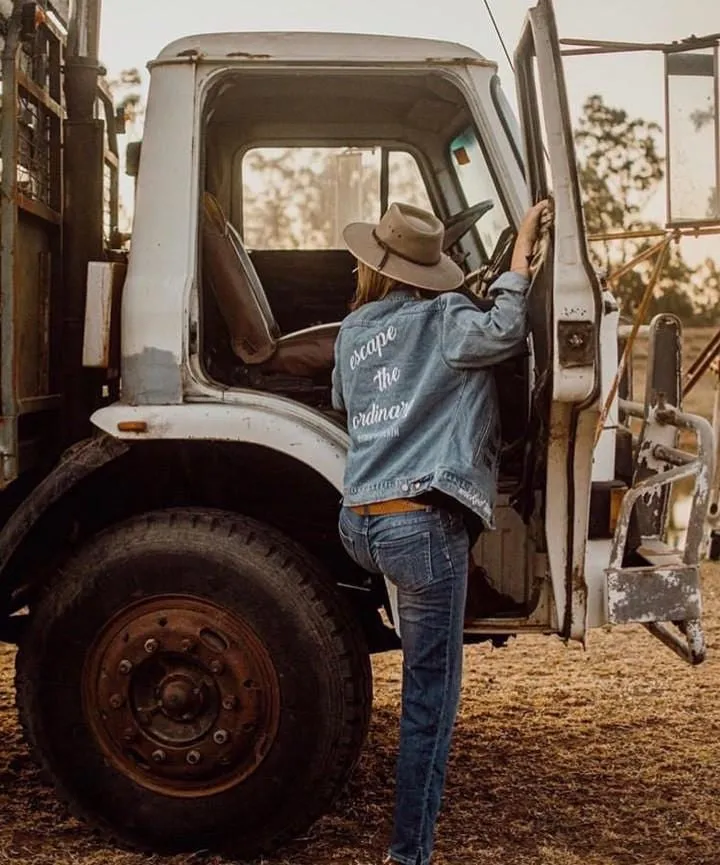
top-left (449, 127), bottom-right (511, 256)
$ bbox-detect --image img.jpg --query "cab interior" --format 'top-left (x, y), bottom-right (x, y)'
top-left (198, 68), bottom-right (543, 618)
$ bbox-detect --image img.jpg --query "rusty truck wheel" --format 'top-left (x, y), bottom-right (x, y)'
top-left (16, 509), bottom-right (372, 855)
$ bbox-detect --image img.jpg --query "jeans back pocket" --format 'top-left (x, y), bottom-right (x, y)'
top-left (373, 530), bottom-right (433, 593)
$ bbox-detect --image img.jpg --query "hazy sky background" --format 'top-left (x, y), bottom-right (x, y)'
top-left (99, 0), bottom-right (718, 121)
top-left (99, 0), bottom-right (719, 262)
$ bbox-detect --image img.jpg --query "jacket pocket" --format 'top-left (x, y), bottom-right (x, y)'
top-left (373, 530), bottom-right (433, 592)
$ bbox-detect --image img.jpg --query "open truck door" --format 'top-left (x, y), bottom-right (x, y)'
top-left (513, 0), bottom-right (603, 646)
top-left (515, 0), bottom-right (712, 663)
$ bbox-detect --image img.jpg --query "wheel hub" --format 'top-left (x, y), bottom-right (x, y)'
top-left (158, 674), bottom-right (204, 719)
top-left (82, 595), bottom-right (281, 797)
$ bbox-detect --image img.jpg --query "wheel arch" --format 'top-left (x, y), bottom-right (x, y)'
top-left (0, 407), bottom-right (390, 649)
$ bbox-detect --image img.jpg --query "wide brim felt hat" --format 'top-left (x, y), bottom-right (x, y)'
top-left (343, 202), bottom-right (465, 293)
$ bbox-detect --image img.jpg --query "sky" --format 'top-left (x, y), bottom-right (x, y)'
top-left (98, 0), bottom-right (720, 263)
top-left (99, 0), bottom-right (718, 120)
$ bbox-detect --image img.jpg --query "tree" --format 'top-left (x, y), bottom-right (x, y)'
top-left (108, 67), bottom-right (144, 126)
top-left (687, 106), bottom-right (720, 220)
top-left (690, 105), bottom-right (715, 132)
top-left (107, 67), bottom-right (144, 233)
top-left (575, 94), bottom-right (719, 323)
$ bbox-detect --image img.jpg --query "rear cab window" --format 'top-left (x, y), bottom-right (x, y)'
top-left (240, 146), bottom-right (432, 250)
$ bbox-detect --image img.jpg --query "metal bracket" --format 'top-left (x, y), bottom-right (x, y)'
top-left (607, 402), bottom-right (714, 664)
top-left (557, 321), bottom-right (594, 367)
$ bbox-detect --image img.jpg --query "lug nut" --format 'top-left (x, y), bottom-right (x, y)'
top-left (186, 750), bottom-right (202, 765)
top-left (213, 729), bottom-right (230, 745)
top-left (109, 693), bottom-right (125, 709)
top-left (151, 749), bottom-right (166, 763)
top-left (118, 659), bottom-right (133, 675)
top-left (180, 638), bottom-right (196, 652)
top-left (144, 638), bottom-right (159, 654)
top-left (221, 695), bottom-right (238, 711)
top-left (209, 659), bottom-right (224, 674)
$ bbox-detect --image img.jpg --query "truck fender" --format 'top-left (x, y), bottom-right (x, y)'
top-left (89, 400), bottom-right (348, 490)
top-left (0, 435), bottom-right (129, 582)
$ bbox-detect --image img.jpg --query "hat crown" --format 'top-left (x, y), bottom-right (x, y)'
top-left (374, 202), bottom-right (443, 267)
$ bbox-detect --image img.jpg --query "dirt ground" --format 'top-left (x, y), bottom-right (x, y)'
top-left (0, 571), bottom-right (719, 865)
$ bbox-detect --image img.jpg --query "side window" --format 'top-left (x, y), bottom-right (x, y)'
top-left (449, 127), bottom-right (511, 256)
top-left (240, 146), bottom-right (432, 250)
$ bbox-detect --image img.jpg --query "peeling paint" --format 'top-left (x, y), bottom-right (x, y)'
top-left (607, 565), bottom-right (701, 624)
top-left (226, 51), bottom-right (272, 59)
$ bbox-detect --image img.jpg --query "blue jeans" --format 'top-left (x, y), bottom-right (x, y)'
top-left (338, 505), bottom-right (469, 865)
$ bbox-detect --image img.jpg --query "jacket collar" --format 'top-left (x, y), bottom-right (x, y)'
top-left (378, 286), bottom-right (423, 305)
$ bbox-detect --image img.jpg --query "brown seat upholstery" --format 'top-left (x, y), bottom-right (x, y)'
top-left (202, 193), bottom-right (339, 378)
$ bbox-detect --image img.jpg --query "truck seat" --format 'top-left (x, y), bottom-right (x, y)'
top-left (202, 192), bottom-right (339, 378)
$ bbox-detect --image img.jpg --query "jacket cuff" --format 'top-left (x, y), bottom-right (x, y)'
top-left (489, 270), bottom-right (529, 295)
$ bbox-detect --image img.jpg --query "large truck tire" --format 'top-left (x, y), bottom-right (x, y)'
top-left (16, 508), bottom-right (372, 855)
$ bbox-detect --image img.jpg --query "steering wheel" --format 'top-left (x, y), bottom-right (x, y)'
top-left (441, 200), bottom-right (495, 252)
top-left (463, 225), bottom-right (515, 297)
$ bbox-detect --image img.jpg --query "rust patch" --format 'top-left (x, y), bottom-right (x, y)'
top-left (83, 594), bottom-right (281, 799)
top-left (425, 56), bottom-right (496, 68)
top-left (226, 51), bottom-right (272, 59)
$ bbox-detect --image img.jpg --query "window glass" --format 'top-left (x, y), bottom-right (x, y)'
top-left (449, 127), bottom-right (511, 254)
top-left (241, 146), bottom-right (431, 249)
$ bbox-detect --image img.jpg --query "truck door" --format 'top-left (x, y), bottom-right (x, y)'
top-left (513, 0), bottom-right (603, 642)
top-left (514, 0), bottom-right (710, 663)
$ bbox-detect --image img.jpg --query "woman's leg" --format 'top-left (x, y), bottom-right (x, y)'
top-left (369, 509), bottom-right (468, 865)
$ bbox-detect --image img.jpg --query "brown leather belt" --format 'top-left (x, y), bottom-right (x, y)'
top-left (350, 498), bottom-right (431, 516)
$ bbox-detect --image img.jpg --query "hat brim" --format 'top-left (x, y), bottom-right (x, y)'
top-left (343, 222), bottom-right (465, 293)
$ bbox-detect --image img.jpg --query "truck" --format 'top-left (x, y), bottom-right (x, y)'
top-left (0, 0), bottom-right (715, 855)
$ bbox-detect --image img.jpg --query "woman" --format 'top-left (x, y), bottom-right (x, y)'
top-left (332, 199), bottom-right (547, 865)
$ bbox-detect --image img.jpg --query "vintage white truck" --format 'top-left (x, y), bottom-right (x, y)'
top-left (0, 0), bottom-right (713, 855)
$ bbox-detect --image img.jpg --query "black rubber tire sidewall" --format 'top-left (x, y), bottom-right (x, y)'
top-left (16, 509), bottom-right (372, 855)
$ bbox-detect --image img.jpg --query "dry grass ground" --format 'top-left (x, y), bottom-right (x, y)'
top-left (1, 568), bottom-right (719, 865)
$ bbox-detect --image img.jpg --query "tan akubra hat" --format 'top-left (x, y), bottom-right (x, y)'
top-left (343, 202), bottom-right (465, 293)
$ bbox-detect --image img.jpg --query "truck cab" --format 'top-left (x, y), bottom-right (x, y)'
top-left (0, 0), bottom-right (712, 855)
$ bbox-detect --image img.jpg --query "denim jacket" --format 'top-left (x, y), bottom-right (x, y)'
top-left (331, 271), bottom-right (528, 529)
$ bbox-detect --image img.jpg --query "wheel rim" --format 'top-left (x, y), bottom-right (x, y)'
top-left (82, 594), bottom-right (281, 798)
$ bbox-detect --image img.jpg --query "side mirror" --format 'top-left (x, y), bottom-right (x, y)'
top-left (665, 44), bottom-right (719, 226)
top-left (125, 140), bottom-right (142, 177)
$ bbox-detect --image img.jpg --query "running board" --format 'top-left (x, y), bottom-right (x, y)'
top-left (607, 403), bottom-right (713, 665)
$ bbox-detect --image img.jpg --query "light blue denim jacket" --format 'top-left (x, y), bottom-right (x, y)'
top-left (331, 271), bottom-right (529, 529)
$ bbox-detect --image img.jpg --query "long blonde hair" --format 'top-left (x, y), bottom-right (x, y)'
top-left (350, 261), bottom-right (399, 311)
